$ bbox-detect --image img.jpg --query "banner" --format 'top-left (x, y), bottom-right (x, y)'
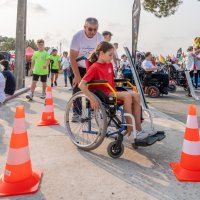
top-left (132, 0), bottom-right (141, 59)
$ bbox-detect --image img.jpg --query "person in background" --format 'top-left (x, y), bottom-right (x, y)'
top-left (0, 64), bottom-right (6, 105)
top-left (0, 60), bottom-right (16, 95)
top-left (61, 51), bottom-right (72, 88)
top-left (50, 49), bottom-right (61, 87)
top-left (171, 57), bottom-right (181, 71)
top-left (142, 52), bottom-right (169, 94)
top-left (120, 54), bottom-right (132, 82)
top-left (194, 47), bottom-right (200, 89)
top-left (102, 31), bottom-right (119, 77)
top-left (26, 39), bottom-right (50, 100)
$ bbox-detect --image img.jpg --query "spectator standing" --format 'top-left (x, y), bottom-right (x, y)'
top-left (0, 64), bottom-right (6, 104)
top-left (26, 39), bottom-right (50, 100)
top-left (0, 60), bottom-right (16, 95)
top-left (61, 51), bottom-right (72, 88)
top-left (50, 49), bottom-right (61, 87)
top-left (194, 47), bottom-right (200, 89)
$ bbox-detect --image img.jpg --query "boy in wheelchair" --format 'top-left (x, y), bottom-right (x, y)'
top-left (78, 41), bottom-right (150, 143)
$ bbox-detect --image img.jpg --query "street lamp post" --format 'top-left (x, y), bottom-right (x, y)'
top-left (14, 0), bottom-right (27, 89)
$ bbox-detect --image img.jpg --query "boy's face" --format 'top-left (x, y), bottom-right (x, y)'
top-left (104, 34), bottom-right (112, 42)
top-left (101, 49), bottom-right (114, 63)
top-left (37, 42), bottom-right (44, 50)
top-left (52, 51), bottom-right (57, 56)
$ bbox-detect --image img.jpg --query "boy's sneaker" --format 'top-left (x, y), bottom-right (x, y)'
top-left (40, 92), bottom-right (46, 99)
top-left (127, 132), bottom-right (135, 144)
top-left (136, 130), bottom-right (149, 140)
top-left (71, 114), bottom-right (80, 123)
top-left (54, 81), bottom-right (57, 86)
top-left (26, 93), bottom-right (33, 100)
top-left (51, 83), bottom-right (53, 87)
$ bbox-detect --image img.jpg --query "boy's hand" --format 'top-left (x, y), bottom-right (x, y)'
top-left (90, 96), bottom-right (99, 111)
top-left (73, 75), bottom-right (82, 87)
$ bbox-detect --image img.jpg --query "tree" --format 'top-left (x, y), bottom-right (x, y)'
top-left (143, 0), bottom-right (183, 18)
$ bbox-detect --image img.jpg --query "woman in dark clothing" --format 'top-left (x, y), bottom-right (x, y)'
top-left (0, 60), bottom-right (16, 95)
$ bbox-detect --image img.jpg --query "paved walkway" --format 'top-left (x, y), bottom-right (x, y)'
top-left (0, 76), bottom-right (200, 200)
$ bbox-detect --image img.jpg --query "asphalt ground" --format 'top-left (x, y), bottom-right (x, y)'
top-left (0, 76), bottom-right (200, 200)
top-left (146, 87), bottom-right (200, 125)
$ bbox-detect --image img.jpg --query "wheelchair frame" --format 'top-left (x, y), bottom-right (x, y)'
top-left (65, 79), bottom-right (165, 158)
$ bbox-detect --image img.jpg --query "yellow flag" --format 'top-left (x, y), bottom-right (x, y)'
top-left (160, 55), bottom-right (165, 64)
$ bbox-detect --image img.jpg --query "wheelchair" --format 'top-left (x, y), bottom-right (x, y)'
top-left (137, 65), bottom-right (172, 98)
top-left (166, 64), bottom-right (188, 91)
top-left (64, 79), bottom-right (165, 158)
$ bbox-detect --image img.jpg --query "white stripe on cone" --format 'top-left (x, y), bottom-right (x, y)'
top-left (44, 105), bottom-right (54, 113)
top-left (186, 115), bottom-right (198, 129)
top-left (46, 92), bottom-right (52, 99)
top-left (6, 146), bottom-right (30, 165)
top-left (182, 139), bottom-right (200, 155)
top-left (13, 118), bottom-right (26, 134)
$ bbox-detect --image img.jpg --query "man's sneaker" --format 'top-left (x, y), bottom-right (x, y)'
top-left (51, 83), bottom-right (53, 87)
top-left (40, 92), bottom-right (46, 99)
top-left (71, 114), bottom-right (80, 123)
top-left (26, 93), bottom-right (33, 100)
top-left (54, 81), bottom-right (57, 86)
top-left (136, 130), bottom-right (149, 140)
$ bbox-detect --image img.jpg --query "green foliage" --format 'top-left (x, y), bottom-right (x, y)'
top-left (143, 0), bottom-right (183, 18)
top-left (0, 36), bottom-right (38, 51)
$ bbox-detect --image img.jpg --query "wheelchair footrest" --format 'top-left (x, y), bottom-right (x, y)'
top-left (154, 131), bottom-right (166, 141)
top-left (135, 135), bottom-right (158, 147)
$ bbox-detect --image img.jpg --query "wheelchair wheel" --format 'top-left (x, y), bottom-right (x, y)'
top-left (167, 83), bottom-right (177, 93)
top-left (147, 86), bottom-right (160, 98)
top-left (107, 141), bottom-right (124, 158)
top-left (64, 91), bottom-right (107, 151)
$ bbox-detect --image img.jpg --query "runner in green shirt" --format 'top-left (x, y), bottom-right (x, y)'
top-left (50, 49), bottom-right (61, 87)
top-left (26, 39), bottom-right (50, 100)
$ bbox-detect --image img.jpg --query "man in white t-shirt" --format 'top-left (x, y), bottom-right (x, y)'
top-left (70, 17), bottom-right (103, 121)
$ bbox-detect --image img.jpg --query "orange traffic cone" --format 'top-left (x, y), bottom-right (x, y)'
top-left (170, 104), bottom-right (200, 182)
top-left (0, 105), bottom-right (42, 197)
top-left (38, 86), bottom-right (59, 126)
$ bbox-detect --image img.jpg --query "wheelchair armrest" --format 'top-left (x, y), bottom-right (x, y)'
top-left (114, 79), bottom-right (130, 83)
top-left (87, 80), bottom-right (108, 84)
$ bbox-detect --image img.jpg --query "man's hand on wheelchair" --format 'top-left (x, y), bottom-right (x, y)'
top-left (73, 75), bottom-right (82, 87)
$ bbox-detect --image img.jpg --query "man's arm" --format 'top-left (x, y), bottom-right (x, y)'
top-left (70, 49), bottom-right (81, 86)
top-left (145, 66), bottom-right (160, 72)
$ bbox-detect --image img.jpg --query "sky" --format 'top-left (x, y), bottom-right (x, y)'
top-left (0, 0), bottom-right (200, 56)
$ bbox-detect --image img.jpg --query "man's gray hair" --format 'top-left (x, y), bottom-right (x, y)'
top-left (85, 17), bottom-right (98, 26)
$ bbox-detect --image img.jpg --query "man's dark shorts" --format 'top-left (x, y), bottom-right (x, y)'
top-left (32, 74), bottom-right (47, 82)
top-left (51, 69), bottom-right (59, 74)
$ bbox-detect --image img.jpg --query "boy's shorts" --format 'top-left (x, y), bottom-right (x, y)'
top-left (32, 74), bottom-right (47, 82)
top-left (51, 69), bottom-right (59, 74)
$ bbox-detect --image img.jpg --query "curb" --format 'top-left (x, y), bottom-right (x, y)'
top-left (5, 86), bottom-right (30, 102)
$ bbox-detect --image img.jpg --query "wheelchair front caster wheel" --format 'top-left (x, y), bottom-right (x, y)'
top-left (107, 141), bottom-right (124, 158)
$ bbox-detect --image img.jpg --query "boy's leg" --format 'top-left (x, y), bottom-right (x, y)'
top-left (51, 73), bottom-right (54, 86)
top-left (130, 92), bottom-right (141, 131)
top-left (55, 72), bottom-right (59, 85)
top-left (64, 69), bottom-right (67, 86)
top-left (40, 75), bottom-right (47, 99)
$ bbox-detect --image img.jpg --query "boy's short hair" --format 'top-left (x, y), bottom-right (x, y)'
top-left (37, 39), bottom-right (44, 44)
top-left (102, 31), bottom-right (113, 37)
top-left (52, 49), bottom-right (57, 52)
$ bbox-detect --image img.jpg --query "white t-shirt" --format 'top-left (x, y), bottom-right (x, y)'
top-left (61, 56), bottom-right (70, 70)
top-left (142, 60), bottom-right (156, 73)
top-left (120, 60), bottom-right (130, 70)
top-left (0, 72), bottom-right (5, 103)
top-left (173, 64), bottom-right (181, 71)
top-left (195, 53), bottom-right (200, 70)
top-left (185, 52), bottom-right (194, 70)
top-left (70, 30), bottom-right (104, 68)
